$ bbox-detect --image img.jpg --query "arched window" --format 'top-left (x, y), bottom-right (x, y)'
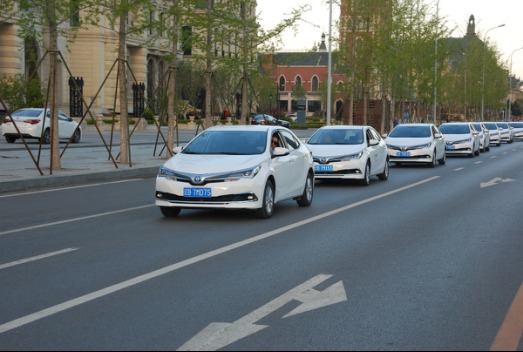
top-left (295, 76), bottom-right (302, 87)
top-left (311, 76), bottom-right (319, 92)
top-left (279, 76), bottom-right (285, 91)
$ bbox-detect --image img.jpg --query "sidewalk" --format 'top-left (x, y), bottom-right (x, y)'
top-left (0, 128), bottom-right (197, 194)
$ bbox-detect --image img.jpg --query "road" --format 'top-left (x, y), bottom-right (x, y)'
top-left (0, 140), bottom-right (523, 350)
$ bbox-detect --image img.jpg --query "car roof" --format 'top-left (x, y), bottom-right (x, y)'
top-left (206, 125), bottom-right (283, 132)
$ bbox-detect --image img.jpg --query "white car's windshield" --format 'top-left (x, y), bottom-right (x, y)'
top-left (439, 124), bottom-right (470, 134)
top-left (182, 130), bottom-right (267, 155)
top-left (307, 129), bottom-right (363, 145)
top-left (389, 125), bottom-right (431, 138)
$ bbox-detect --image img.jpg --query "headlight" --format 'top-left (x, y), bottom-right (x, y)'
top-left (421, 142), bottom-right (432, 148)
top-left (158, 166), bottom-right (177, 179)
top-left (458, 138), bottom-right (471, 143)
top-left (225, 165), bottom-right (261, 182)
top-left (340, 151), bottom-right (363, 161)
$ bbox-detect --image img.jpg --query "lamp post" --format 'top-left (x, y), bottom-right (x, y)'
top-left (269, 93), bottom-right (272, 115)
top-left (326, 0), bottom-right (333, 125)
top-left (508, 47), bottom-right (523, 121)
top-left (481, 24), bottom-right (505, 120)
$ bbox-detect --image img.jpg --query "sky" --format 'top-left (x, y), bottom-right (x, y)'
top-left (257, 0), bottom-right (523, 79)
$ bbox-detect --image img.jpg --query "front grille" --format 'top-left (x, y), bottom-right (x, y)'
top-left (156, 191), bottom-right (257, 203)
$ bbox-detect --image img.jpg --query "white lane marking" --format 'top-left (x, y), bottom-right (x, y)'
top-left (0, 176), bottom-right (440, 334)
top-left (0, 179), bottom-right (144, 199)
top-left (454, 167), bottom-right (465, 171)
top-left (0, 205), bottom-right (153, 236)
top-left (177, 274), bottom-right (347, 351)
top-left (480, 178), bottom-right (515, 188)
top-left (0, 248), bottom-right (79, 270)
top-left (475, 161), bottom-right (483, 164)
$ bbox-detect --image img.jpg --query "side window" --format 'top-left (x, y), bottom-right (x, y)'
top-left (369, 128), bottom-right (381, 141)
top-left (280, 130), bottom-right (300, 151)
top-left (365, 129), bottom-right (373, 144)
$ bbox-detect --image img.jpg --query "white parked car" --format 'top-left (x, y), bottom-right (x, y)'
top-left (383, 123), bottom-right (446, 167)
top-left (482, 122), bottom-right (502, 146)
top-left (439, 122), bottom-right (481, 157)
top-left (470, 122), bottom-right (490, 152)
top-left (155, 126), bottom-right (314, 219)
top-left (305, 125), bottom-right (389, 185)
top-left (1, 108), bottom-right (82, 144)
top-left (508, 122), bottom-right (523, 141)
top-left (496, 122), bottom-right (514, 143)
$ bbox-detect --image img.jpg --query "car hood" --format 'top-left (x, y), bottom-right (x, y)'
top-left (162, 153), bottom-right (266, 174)
top-left (306, 144), bottom-right (363, 157)
top-left (385, 137), bottom-right (433, 147)
top-left (441, 134), bottom-right (473, 142)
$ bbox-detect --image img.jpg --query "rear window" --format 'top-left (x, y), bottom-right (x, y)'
top-left (12, 109), bottom-right (42, 118)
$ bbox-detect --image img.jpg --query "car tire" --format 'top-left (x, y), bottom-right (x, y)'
top-left (256, 180), bottom-right (275, 219)
top-left (41, 129), bottom-right (51, 144)
top-left (160, 207), bottom-right (181, 217)
top-left (296, 172), bottom-right (314, 207)
top-left (377, 159), bottom-right (389, 180)
top-left (474, 146), bottom-right (480, 156)
top-left (5, 135), bottom-right (16, 143)
top-left (428, 151), bottom-right (437, 168)
top-left (438, 151), bottom-right (446, 165)
top-left (72, 128), bottom-right (81, 143)
top-left (360, 161), bottom-right (371, 186)
top-left (486, 145), bottom-right (490, 152)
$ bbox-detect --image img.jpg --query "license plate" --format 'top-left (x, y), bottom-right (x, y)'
top-left (315, 165), bottom-right (333, 172)
top-left (184, 187), bottom-right (212, 198)
top-left (396, 151), bottom-right (410, 157)
top-left (445, 145), bottom-right (455, 150)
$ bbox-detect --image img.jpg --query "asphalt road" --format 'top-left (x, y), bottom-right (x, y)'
top-left (0, 139), bottom-right (522, 350)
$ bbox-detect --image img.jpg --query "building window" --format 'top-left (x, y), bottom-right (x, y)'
top-left (195, 0), bottom-right (207, 9)
top-left (182, 26), bottom-right (192, 56)
top-left (311, 76), bottom-right (319, 92)
top-left (279, 76), bottom-right (285, 91)
top-left (295, 76), bottom-right (302, 87)
top-left (70, 0), bottom-right (80, 27)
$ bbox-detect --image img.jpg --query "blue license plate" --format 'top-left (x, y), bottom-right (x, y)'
top-left (445, 145), bottom-right (455, 150)
top-left (184, 187), bottom-right (212, 198)
top-left (396, 152), bottom-right (410, 157)
top-left (315, 165), bottom-right (333, 172)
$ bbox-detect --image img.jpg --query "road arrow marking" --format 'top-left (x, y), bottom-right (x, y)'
top-left (177, 274), bottom-right (347, 351)
top-left (480, 177), bottom-right (515, 188)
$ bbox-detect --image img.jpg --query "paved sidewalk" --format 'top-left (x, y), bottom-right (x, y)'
top-left (0, 128), bottom-right (197, 194)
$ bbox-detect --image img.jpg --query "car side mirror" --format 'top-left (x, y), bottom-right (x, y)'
top-left (434, 133), bottom-right (442, 139)
top-left (369, 139), bottom-right (379, 146)
top-left (381, 133), bottom-right (388, 138)
top-left (173, 146), bottom-right (183, 154)
top-left (272, 147), bottom-right (290, 158)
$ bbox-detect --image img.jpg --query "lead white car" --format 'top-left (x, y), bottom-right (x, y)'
top-left (439, 122), bottom-right (481, 157)
top-left (155, 125), bottom-right (314, 219)
top-left (306, 125), bottom-right (389, 185)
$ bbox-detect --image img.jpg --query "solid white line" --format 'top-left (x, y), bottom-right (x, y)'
top-left (0, 179), bottom-right (143, 199)
top-left (0, 205), bottom-right (153, 236)
top-left (0, 176), bottom-right (440, 334)
top-left (454, 167), bottom-right (465, 171)
top-left (0, 248), bottom-right (79, 270)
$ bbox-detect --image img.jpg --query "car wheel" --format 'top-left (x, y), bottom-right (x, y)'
top-left (296, 172), bottom-right (314, 207)
top-left (438, 151), bottom-right (446, 165)
top-left (468, 149), bottom-right (474, 158)
top-left (72, 128), bottom-right (81, 143)
top-left (41, 129), bottom-right (51, 144)
top-left (377, 158), bottom-right (389, 180)
top-left (256, 180), bottom-right (275, 219)
top-left (474, 146), bottom-right (480, 156)
top-left (486, 145), bottom-right (490, 152)
top-left (360, 161), bottom-right (371, 186)
top-left (428, 151), bottom-right (437, 168)
top-left (497, 141), bottom-right (501, 146)
top-left (160, 207), bottom-right (181, 217)
top-left (5, 135), bottom-right (16, 143)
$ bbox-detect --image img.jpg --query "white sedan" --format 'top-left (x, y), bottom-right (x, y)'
top-left (155, 126), bottom-right (314, 219)
top-left (439, 122), bottom-right (481, 157)
top-left (305, 125), bottom-right (389, 185)
top-left (1, 108), bottom-right (82, 144)
top-left (383, 123), bottom-right (446, 167)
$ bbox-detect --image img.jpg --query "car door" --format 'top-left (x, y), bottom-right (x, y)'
top-left (432, 125), bottom-right (445, 159)
top-left (58, 111), bottom-right (75, 139)
top-left (276, 129), bottom-right (308, 199)
top-left (367, 127), bottom-right (386, 174)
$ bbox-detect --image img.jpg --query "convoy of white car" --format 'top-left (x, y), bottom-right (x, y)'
top-left (152, 120), bottom-right (519, 219)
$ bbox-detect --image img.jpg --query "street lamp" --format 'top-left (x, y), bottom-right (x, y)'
top-left (481, 24), bottom-right (505, 120)
top-left (508, 47), bottom-right (523, 121)
top-left (269, 93), bottom-right (272, 115)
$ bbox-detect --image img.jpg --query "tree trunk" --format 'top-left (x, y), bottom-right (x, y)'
top-left (47, 0), bottom-right (61, 170)
top-left (118, 6), bottom-right (130, 164)
top-left (166, 13), bottom-right (179, 159)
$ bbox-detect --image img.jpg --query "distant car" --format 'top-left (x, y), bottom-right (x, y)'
top-left (507, 122), bottom-right (523, 141)
top-left (306, 125), bottom-right (389, 185)
top-left (470, 122), bottom-right (490, 152)
top-left (439, 122), bottom-right (481, 157)
top-left (155, 125), bottom-right (314, 219)
top-left (1, 108), bottom-right (82, 144)
top-left (285, 113), bottom-right (297, 122)
top-left (250, 114), bottom-right (290, 128)
top-left (482, 122), bottom-right (502, 146)
top-left (383, 123), bottom-right (446, 168)
top-left (496, 122), bottom-right (514, 143)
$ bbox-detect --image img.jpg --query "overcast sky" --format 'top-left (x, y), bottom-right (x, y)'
top-left (257, 0), bottom-right (523, 78)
